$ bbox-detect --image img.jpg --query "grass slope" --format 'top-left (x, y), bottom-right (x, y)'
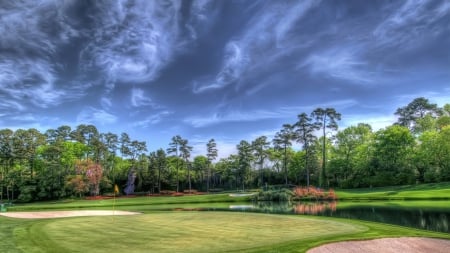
top-left (335, 182), bottom-right (450, 200)
top-left (7, 194), bottom-right (251, 212)
top-left (2, 212), bottom-right (449, 253)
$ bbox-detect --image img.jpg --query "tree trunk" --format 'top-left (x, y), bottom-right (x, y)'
top-left (187, 161), bottom-right (191, 193)
top-left (284, 146), bottom-right (288, 185)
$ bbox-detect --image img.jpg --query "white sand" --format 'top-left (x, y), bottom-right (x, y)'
top-left (0, 210), bottom-right (140, 219)
top-left (307, 237), bottom-right (450, 253)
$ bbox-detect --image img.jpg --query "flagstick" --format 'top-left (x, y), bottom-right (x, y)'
top-left (112, 184), bottom-right (117, 222)
top-left (112, 190), bottom-right (115, 222)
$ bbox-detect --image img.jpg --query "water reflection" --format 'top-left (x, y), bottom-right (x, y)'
top-left (250, 201), bottom-right (337, 215)
top-left (157, 201), bottom-right (449, 233)
top-left (231, 201), bottom-right (450, 233)
top-left (293, 201), bottom-right (336, 214)
top-left (331, 205), bottom-right (449, 233)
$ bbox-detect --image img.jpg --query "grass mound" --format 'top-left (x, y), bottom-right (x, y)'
top-left (13, 212), bottom-right (366, 253)
top-left (2, 211), bottom-right (449, 253)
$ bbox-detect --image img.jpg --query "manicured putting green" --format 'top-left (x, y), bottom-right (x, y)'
top-left (15, 212), bottom-right (367, 253)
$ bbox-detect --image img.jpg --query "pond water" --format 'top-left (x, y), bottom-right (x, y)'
top-left (168, 201), bottom-right (450, 233)
top-left (237, 201), bottom-right (450, 233)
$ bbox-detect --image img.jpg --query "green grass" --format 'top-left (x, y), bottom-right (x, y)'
top-left (337, 200), bottom-right (450, 211)
top-left (7, 194), bottom-right (251, 212)
top-left (1, 212), bottom-right (449, 253)
top-left (1, 190), bottom-right (450, 252)
top-left (335, 182), bottom-right (450, 200)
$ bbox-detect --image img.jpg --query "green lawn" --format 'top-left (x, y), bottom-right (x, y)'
top-left (335, 182), bottom-right (450, 200)
top-left (1, 189), bottom-right (450, 253)
top-left (337, 200), bottom-right (450, 211)
top-left (6, 194), bottom-right (252, 212)
top-left (6, 182), bottom-right (450, 212)
top-left (1, 212), bottom-right (449, 253)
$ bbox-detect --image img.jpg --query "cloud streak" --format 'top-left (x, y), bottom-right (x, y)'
top-left (299, 46), bottom-right (374, 84)
top-left (185, 99), bottom-right (357, 128)
top-left (133, 111), bottom-right (173, 128)
top-left (81, 1), bottom-right (193, 89)
top-left (131, 88), bottom-right (153, 107)
top-left (77, 107), bottom-right (117, 125)
top-left (0, 0), bottom-right (89, 111)
top-left (192, 0), bottom-right (320, 94)
top-left (373, 0), bottom-right (450, 49)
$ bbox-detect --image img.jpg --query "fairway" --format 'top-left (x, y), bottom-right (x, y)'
top-left (12, 212), bottom-right (367, 253)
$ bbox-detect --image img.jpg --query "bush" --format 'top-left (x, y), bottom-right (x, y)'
top-left (253, 189), bottom-right (293, 201)
top-left (17, 185), bottom-right (36, 203)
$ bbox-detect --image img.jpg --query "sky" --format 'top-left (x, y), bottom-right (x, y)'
top-left (1, 0), bottom-right (449, 158)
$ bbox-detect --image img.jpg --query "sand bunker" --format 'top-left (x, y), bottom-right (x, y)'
top-left (308, 237), bottom-right (450, 253)
top-left (0, 210), bottom-right (140, 219)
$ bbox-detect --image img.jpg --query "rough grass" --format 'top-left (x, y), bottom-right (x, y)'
top-left (1, 212), bottom-right (449, 253)
top-left (7, 194), bottom-right (251, 211)
top-left (335, 182), bottom-right (450, 200)
top-left (337, 200), bottom-right (450, 211)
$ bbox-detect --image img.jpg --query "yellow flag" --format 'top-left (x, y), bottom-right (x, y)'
top-left (114, 184), bottom-right (119, 194)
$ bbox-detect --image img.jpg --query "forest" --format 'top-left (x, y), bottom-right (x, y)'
top-left (0, 97), bottom-right (449, 202)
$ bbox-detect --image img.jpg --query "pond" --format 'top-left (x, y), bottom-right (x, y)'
top-left (253, 201), bottom-right (450, 233)
top-left (164, 201), bottom-right (450, 233)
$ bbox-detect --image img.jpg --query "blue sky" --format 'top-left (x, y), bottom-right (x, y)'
top-left (1, 0), bottom-right (449, 158)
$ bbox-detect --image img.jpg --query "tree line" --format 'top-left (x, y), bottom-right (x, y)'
top-left (0, 97), bottom-right (449, 202)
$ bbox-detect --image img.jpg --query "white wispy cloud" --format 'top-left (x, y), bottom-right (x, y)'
top-left (131, 88), bottom-right (153, 107)
top-left (0, 1), bottom-right (88, 110)
top-left (0, 97), bottom-right (25, 113)
top-left (184, 99), bottom-right (358, 128)
top-left (132, 111), bottom-right (172, 128)
top-left (184, 110), bottom-right (281, 128)
top-left (299, 46), bottom-right (374, 84)
top-left (0, 58), bottom-right (67, 108)
top-left (76, 107), bottom-right (118, 125)
top-left (192, 0), bottom-right (319, 94)
top-left (193, 41), bottom-right (249, 93)
top-left (0, 0), bottom-right (77, 56)
top-left (373, 0), bottom-right (450, 49)
top-left (273, 0), bottom-right (320, 46)
top-left (81, 0), bottom-right (194, 89)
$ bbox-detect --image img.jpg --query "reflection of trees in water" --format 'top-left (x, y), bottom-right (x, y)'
top-left (333, 208), bottom-right (449, 233)
top-left (255, 201), bottom-right (337, 215)
top-left (251, 201), bottom-right (449, 233)
top-left (293, 201), bottom-right (337, 214)
top-left (255, 201), bottom-right (293, 213)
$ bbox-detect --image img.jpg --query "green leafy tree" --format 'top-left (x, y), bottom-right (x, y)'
top-left (436, 104), bottom-right (450, 130)
top-left (294, 113), bottom-right (319, 187)
top-left (193, 155), bottom-right (208, 190)
top-left (395, 97), bottom-right (441, 133)
top-left (331, 123), bottom-right (372, 187)
top-left (167, 135), bottom-right (183, 192)
top-left (311, 108), bottom-right (341, 187)
top-left (179, 138), bottom-right (193, 192)
top-left (273, 124), bottom-right (295, 185)
top-left (237, 140), bottom-right (253, 190)
top-left (415, 130), bottom-right (440, 183)
top-left (251, 136), bottom-right (270, 187)
top-left (371, 125), bottom-right (415, 186)
top-left (206, 139), bottom-right (218, 191)
top-left (149, 149), bottom-right (167, 193)
top-left (101, 132), bottom-right (119, 182)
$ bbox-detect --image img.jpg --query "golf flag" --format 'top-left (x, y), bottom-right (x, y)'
top-left (114, 184), bottom-right (119, 194)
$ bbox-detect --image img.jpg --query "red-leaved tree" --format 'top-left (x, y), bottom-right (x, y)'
top-left (75, 159), bottom-right (103, 196)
